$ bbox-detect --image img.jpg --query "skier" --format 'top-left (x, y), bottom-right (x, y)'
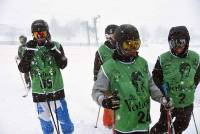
top-left (92, 24), bottom-right (163, 134)
top-left (16, 35), bottom-right (31, 89)
top-left (150, 26), bottom-right (200, 134)
top-left (93, 24), bottom-right (119, 128)
top-left (18, 19), bottom-right (74, 134)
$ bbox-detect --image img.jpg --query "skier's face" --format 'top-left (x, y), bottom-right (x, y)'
top-left (174, 46), bottom-right (184, 54)
top-left (170, 38), bottom-right (187, 54)
top-left (33, 31), bottom-right (47, 44)
top-left (19, 38), bottom-right (26, 45)
top-left (106, 33), bottom-right (116, 45)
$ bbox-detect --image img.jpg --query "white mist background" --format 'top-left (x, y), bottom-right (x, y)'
top-left (1, 0), bottom-right (200, 44)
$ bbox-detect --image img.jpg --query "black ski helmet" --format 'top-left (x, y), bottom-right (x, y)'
top-left (115, 24), bottom-right (140, 43)
top-left (31, 19), bottom-right (51, 41)
top-left (19, 35), bottom-right (27, 44)
top-left (31, 19), bottom-right (49, 33)
top-left (114, 24), bottom-right (140, 57)
top-left (168, 26), bottom-right (190, 55)
top-left (105, 24), bottom-right (118, 35)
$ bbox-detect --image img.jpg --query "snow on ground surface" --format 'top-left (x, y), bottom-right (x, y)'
top-left (0, 44), bottom-right (199, 134)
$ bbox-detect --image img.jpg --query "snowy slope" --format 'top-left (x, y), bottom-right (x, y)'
top-left (0, 44), bottom-right (199, 134)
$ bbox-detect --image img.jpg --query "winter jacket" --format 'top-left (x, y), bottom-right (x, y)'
top-left (92, 56), bottom-right (162, 133)
top-left (93, 41), bottom-right (115, 81)
top-left (153, 50), bottom-right (200, 108)
top-left (18, 44), bottom-right (26, 59)
top-left (18, 40), bottom-right (67, 102)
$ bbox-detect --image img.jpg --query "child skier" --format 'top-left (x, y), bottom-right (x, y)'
top-left (93, 24), bottom-right (119, 128)
top-left (150, 26), bottom-right (200, 134)
top-left (18, 19), bottom-right (74, 134)
top-left (92, 24), bottom-right (163, 134)
top-left (17, 35), bottom-right (31, 89)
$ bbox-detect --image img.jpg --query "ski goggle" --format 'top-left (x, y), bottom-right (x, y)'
top-left (122, 40), bottom-right (141, 50)
top-left (33, 31), bottom-right (47, 39)
top-left (169, 38), bottom-right (187, 48)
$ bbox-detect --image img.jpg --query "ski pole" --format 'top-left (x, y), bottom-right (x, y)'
top-left (112, 91), bottom-right (118, 134)
top-left (94, 106), bottom-right (101, 128)
top-left (160, 83), bottom-right (175, 134)
top-left (166, 110), bottom-right (171, 134)
top-left (37, 68), bottom-right (60, 134)
top-left (192, 111), bottom-right (199, 134)
top-left (49, 69), bottom-right (60, 134)
top-left (15, 57), bottom-right (30, 97)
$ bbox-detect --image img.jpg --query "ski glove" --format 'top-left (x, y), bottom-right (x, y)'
top-left (45, 41), bottom-right (55, 50)
top-left (102, 95), bottom-right (120, 110)
top-left (45, 42), bottom-right (67, 69)
top-left (24, 40), bottom-right (37, 61)
top-left (18, 40), bottom-right (37, 73)
top-left (160, 96), bottom-right (174, 110)
top-left (45, 41), bottom-right (61, 56)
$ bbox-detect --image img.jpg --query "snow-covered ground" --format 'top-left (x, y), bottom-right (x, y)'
top-left (0, 44), bottom-right (199, 134)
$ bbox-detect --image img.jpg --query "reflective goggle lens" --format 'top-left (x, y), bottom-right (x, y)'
top-left (33, 31), bottom-right (47, 39)
top-left (170, 38), bottom-right (186, 48)
top-left (122, 40), bottom-right (141, 50)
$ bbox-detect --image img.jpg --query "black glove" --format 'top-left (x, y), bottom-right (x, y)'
top-left (25, 40), bottom-right (37, 60)
top-left (102, 95), bottom-right (120, 110)
top-left (45, 41), bottom-right (67, 68)
top-left (45, 41), bottom-right (55, 50)
top-left (45, 41), bottom-right (59, 57)
top-left (18, 40), bottom-right (36, 73)
top-left (160, 96), bottom-right (174, 110)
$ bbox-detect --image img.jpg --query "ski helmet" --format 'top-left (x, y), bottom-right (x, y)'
top-left (114, 24), bottom-right (141, 57)
top-left (105, 24), bottom-right (119, 45)
top-left (105, 24), bottom-right (118, 35)
top-left (168, 26), bottom-right (190, 55)
top-left (19, 35), bottom-right (27, 45)
top-left (31, 19), bottom-right (49, 33)
top-left (31, 19), bottom-right (51, 43)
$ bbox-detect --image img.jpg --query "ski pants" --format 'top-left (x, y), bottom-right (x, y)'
top-left (150, 104), bottom-right (193, 134)
top-left (35, 99), bottom-right (74, 134)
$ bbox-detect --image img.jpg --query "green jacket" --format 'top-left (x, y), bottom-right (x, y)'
top-left (102, 56), bottom-right (150, 132)
top-left (18, 40), bottom-right (67, 102)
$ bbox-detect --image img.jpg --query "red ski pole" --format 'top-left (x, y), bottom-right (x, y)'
top-left (166, 110), bottom-right (171, 134)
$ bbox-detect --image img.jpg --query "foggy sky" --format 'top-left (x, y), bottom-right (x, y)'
top-left (1, 0), bottom-right (200, 41)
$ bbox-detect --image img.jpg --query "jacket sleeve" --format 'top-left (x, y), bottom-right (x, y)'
top-left (18, 40), bottom-right (37, 73)
top-left (18, 46), bottom-right (23, 59)
top-left (51, 44), bottom-right (67, 69)
top-left (152, 57), bottom-right (164, 89)
top-left (92, 68), bottom-right (109, 106)
top-left (194, 62), bottom-right (200, 87)
top-left (148, 70), bottom-right (162, 103)
top-left (93, 51), bottom-right (103, 81)
top-left (18, 48), bottom-right (35, 73)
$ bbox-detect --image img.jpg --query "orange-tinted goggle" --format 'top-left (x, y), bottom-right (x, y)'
top-left (122, 40), bottom-right (141, 50)
top-left (33, 31), bottom-right (47, 39)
